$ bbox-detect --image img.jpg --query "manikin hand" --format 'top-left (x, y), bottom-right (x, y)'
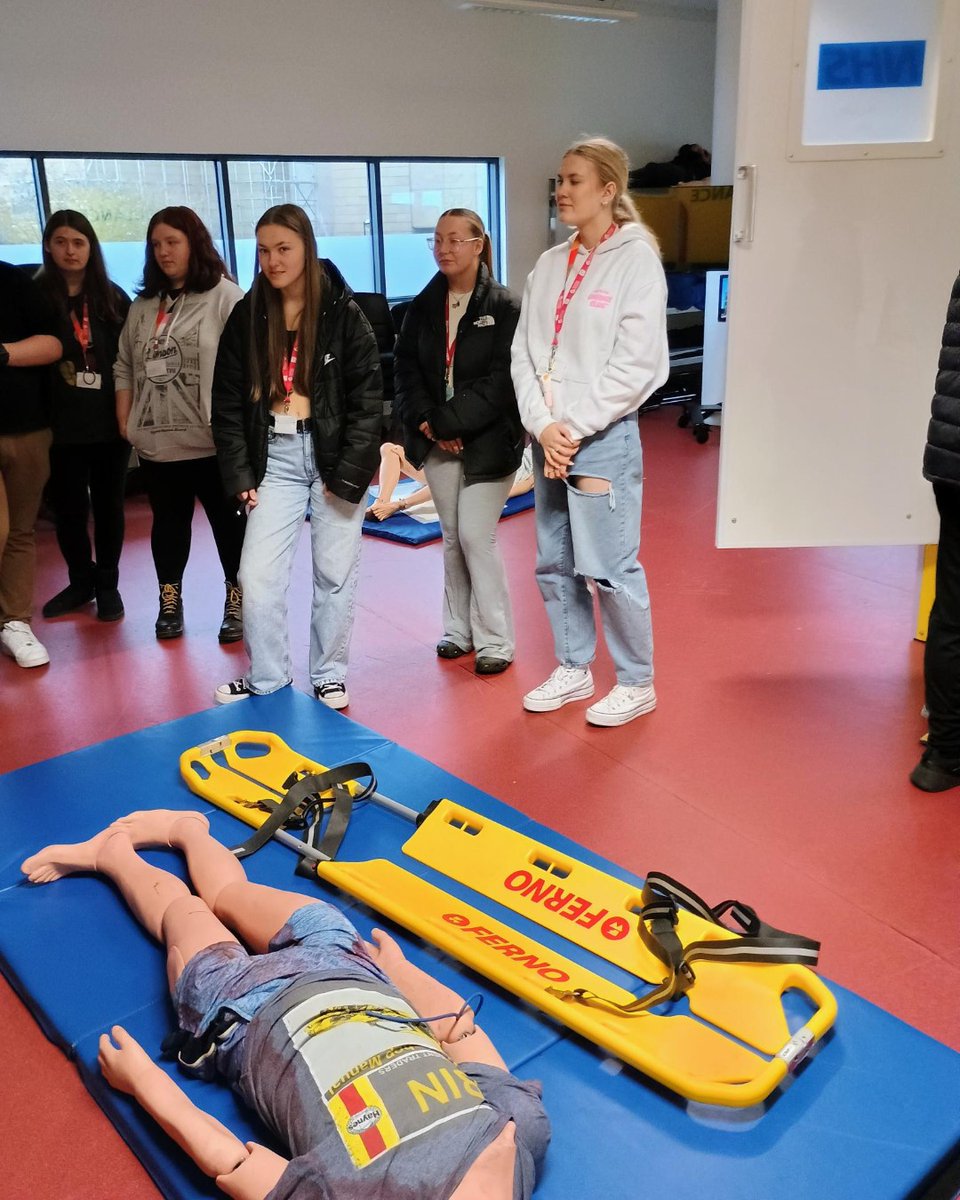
top-left (365, 926), bottom-right (408, 973)
top-left (98, 1025), bottom-right (155, 1096)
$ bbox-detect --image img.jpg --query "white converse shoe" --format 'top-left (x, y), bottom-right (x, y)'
top-left (215, 678), bottom-right (252, 705)
top-left (0, 621), bottom-right (50, 668)
top-left (586, 683), bottom-right (657, 727)
top-left (523, 666), bottom-right (594, 712)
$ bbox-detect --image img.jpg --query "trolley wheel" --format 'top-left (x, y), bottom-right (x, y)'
top-left (694, 427), bottom-right (709, 444)
top-left (677, 412), bottom-right (691, 428)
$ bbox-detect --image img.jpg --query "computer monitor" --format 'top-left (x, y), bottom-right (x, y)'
top-left (717, 272), bottom-right (729, 323)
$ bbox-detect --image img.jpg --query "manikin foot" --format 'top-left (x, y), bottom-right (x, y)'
top-left (110, 809), bottom-right (209, 849)
top-left (21, 827), bottom-right (126, 884)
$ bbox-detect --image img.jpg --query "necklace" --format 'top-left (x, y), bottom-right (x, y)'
top-left (449, 291), bottom-right (470, 310)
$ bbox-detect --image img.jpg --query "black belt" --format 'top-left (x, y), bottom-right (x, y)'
top-left (269, 415), bottom-right (313, 432)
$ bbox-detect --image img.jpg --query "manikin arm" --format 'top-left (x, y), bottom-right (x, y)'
top-left (98, 1026), bottom-right (288, 1200)
top-left (365, 928), bottom-right (507, 1069)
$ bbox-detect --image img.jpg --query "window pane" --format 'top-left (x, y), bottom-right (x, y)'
top-left (0, 158), bottom-right (42, 266)
top-left (44, 157), bottom-right (225, 297)
top-left (381, 161), bottom-right (491, 300)
top-left (227, 160), bottom-right (374, 292)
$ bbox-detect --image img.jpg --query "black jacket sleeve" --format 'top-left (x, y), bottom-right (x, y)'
top-left (394, 299), bottom-right (437, 432)
top-left (212, 300), bottom-right (257, 496)
top-left (328, 299), bottom-right (383, 504)
top-left (428, 292), bottom-right (521, 441)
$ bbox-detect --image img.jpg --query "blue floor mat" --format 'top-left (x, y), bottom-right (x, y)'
top-left (1, 689), bottom-right (959, 1199)
top-left (362, 487), bottom-right (534, 545)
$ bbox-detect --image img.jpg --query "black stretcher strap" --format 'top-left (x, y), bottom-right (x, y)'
top-left (230, 762), bottom-right (377, 868)
top-left (549, 870), bottom-right (821, 1017)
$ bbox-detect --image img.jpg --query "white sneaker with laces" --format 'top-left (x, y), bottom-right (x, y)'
top-left (586, 683), bottom-right (657, 727)
top-left (215, 678), bottom-right (252, 705)
top-left (0, 621), bottom-right (50, 668)
top-left (315, 681), bottom-right (349, 710)
top-left (523, 665), bottom-right (594, 712)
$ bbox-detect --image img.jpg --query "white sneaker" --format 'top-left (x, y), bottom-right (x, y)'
top-left (0, 621), bottom-right (50, 668)
top-left (215, 678), bottom-right (251, 705)
top-left (523, 666), bottom-right (594, 712)
top-left (586, 683), bottom-right (657, 727)
top-left (315, 681), bottom-right (349, 710)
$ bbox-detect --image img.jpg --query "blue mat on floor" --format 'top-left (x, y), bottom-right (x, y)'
top-left (1, 689), bottom-right (959, 1199)
top-left (362, 486), bottom-right (534, 545)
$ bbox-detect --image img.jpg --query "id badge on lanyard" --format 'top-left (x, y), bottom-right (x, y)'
top-left (70, 299), bottom-right (101, 389)
top-left (145, 294), bottom-right (183, 381)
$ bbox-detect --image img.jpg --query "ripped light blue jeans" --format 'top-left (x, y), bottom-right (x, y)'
top-left (532, 415), bottom-right (653, 686)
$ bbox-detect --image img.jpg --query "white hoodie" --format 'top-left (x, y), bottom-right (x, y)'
top-left (511, 222), bottom-right (669, 442)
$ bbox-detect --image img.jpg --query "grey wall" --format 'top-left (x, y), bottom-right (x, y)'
top-left (1, 0), bottom-right (716, 285)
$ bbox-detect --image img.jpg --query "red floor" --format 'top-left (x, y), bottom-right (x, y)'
top-left (1, 406), bottom-right (956, 1199)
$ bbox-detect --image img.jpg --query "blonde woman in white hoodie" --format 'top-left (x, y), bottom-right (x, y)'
top-left (511, 137), bottom-right (669, 727)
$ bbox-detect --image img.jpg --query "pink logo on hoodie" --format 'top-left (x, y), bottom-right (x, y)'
top-left (588, 289), bottom-right (613, 309)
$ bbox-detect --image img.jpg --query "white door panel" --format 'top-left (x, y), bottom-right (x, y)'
top-left (716, 0), bottom-right (958, 548)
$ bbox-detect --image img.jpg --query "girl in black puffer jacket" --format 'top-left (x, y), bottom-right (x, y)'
top-left (212, 204), bottom-right (381, 710)
top-left (395, 209), bottom-right (522, 676)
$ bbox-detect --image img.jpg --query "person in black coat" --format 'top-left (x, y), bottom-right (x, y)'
top-left (395, 209), bottom-right (522, 675)
top-left (34, 210), bottom-right (131, 623)
top-left (211, 204), bottom-right (382, 710)
top-left (912, 269), bottom-right (960, 790)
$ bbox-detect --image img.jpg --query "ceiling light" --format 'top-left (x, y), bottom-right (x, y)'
top-left (460, 1), bottom-right (638, 23)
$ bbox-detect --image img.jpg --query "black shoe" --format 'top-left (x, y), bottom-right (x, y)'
top-left (909, 748), bottom-right (960, 792)
top-left (218, 580), bottom-right (243, 644)
top-left (96, 588), bottom-right (125, 622)
top-left (42, 582), bottom-right (95, 618)
top-left (155, 582), bottom-right (184, 640)
top-left (475, 656), bottom-right (511, 675)
top-left (436, 640), bottom-right (471, 659)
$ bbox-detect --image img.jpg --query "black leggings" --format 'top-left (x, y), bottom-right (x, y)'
top-left (137, 455), bottom-right (245, 585)
top-left (47, 440), bottom-right (131, 590)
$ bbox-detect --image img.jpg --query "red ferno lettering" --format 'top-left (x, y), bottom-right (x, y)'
top-left (502, 870), bottom-right (629, 941)
top-left (441, 913), bottom-right (570, 983)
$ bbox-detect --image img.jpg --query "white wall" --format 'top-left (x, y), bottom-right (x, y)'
top-left (0, 0), bottom-right (716, 286)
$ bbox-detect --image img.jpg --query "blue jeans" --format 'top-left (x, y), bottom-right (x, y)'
top-left (239, 431), bottom-right (364, 694)
top-left (533, 416), bottom-right (653, 686)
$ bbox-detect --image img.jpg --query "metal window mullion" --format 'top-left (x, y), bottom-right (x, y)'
top-left (33, 157), bottom-right (51, 229)
top-left (216, 159), bottom-right (238, 280)
top-left (368, 161), bottom-right (386, 295)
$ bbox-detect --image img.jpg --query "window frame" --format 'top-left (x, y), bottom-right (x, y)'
top-left (1, 150), bottom-right (502, 302)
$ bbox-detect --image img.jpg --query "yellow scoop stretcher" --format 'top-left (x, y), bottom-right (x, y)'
top-left (180, 730), bottom-right (837, 1109)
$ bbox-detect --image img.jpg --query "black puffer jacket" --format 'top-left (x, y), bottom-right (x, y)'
top-left (212, 260), bottom-right (382, 504)
top-left (395, 264), bottom-right (523, 482)
top-left (923, 269), bottom-right (960, 486)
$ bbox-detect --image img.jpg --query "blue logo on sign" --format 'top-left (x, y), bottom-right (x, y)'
top-left (817, 40), bottom-right (926, 90)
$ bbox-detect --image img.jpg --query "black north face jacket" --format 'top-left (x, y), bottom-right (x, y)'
top-left (923, 269), bottom-right (960, 487)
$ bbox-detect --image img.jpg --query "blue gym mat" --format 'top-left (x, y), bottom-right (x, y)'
top-left (362, 484), bottom-right (534, 545)
top-left (1, 688), bottom-right (959, 1200)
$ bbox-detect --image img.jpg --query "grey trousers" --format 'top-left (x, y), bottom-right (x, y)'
top-left (423, 446), bottom-right (515, 659)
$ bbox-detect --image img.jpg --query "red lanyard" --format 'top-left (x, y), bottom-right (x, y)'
top-left (153, 294), bottom-right (181, 344)
top-left (548, 223), bottom-right (616, 371)
top-left (444, 299), bottom-right (458, 381)
top-left (282, 335), bottom-right (299, 409)
top-left (70, 298), bottom-right (91, 362)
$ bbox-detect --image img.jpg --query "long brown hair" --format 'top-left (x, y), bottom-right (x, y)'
top-left (563, 137), bottom-right (660, 254)
top-left (249, 204), bottom-right (323, 405)
top-left (438, 208), bottom-right (494, 278)
top-left (140, 206), bottom-right (232, 297)
top-left (35, 209), bottom-right (123, 324)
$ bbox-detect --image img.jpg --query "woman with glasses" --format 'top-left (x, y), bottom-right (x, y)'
top-left (34, 210), bottom-right (131, 623)
top-left (395, 209), bottom-right (522, 675)
top-left (511, 137), bottom-right (669, 727)
top-left (114, 207), bottom-right (245, 642)
top-left (211, 203), bottom-right (382, 709)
